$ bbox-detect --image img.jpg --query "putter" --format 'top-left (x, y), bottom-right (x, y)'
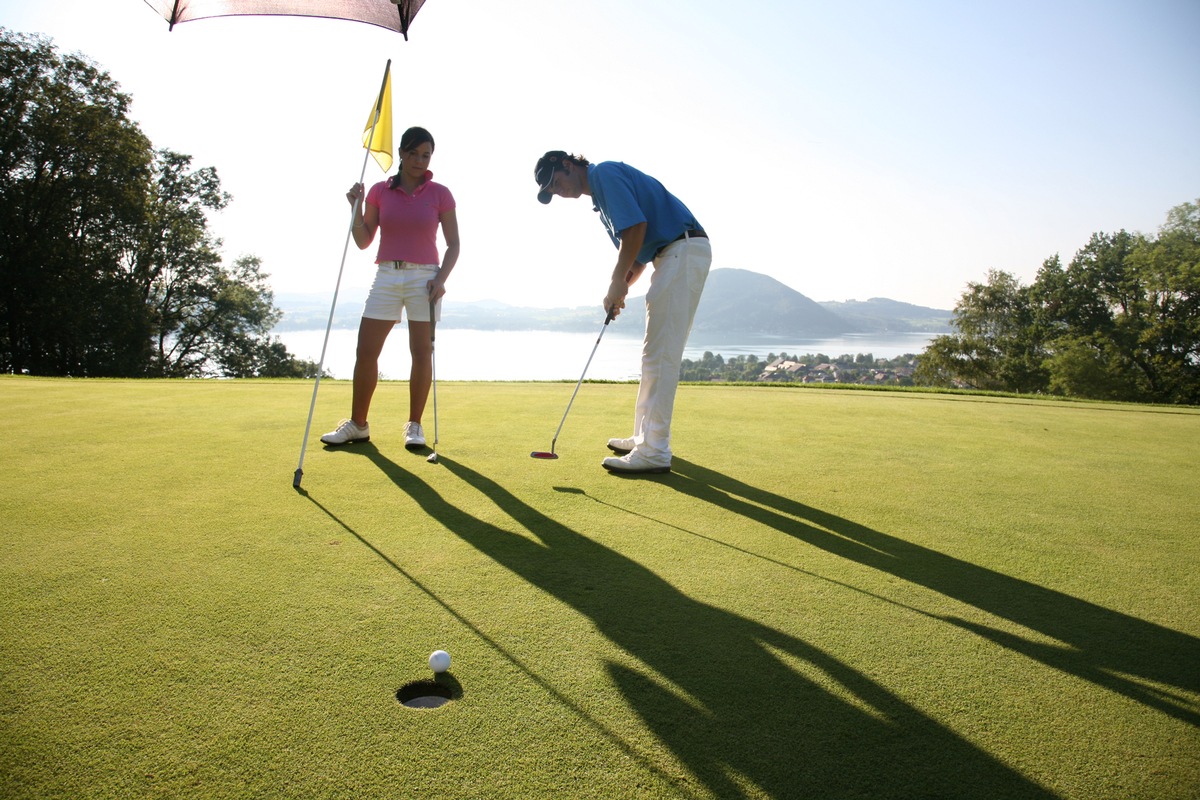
top-left (427, 298), bottom-right (439, 464)
top-left (532, 307), bottom-right (615, 459)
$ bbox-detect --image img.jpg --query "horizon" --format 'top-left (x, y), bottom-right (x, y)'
top-left (271, 267), bottom-right (957, 312)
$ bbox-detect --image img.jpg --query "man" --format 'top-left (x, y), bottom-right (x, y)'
top-left (535, 151), bottom-right (712, 475)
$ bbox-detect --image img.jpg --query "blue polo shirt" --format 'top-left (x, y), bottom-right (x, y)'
top-left (587, 162), bottom-right (702, 265)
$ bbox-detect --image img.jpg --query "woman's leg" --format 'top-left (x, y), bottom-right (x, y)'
top-left (407, 321), bottom-right (433, 422)
top-left (351, 317), bottom-right (396, 425)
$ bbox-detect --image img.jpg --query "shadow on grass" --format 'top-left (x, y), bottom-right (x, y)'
top-left (552, 486), bottom-right (945, 624)
top-left (349, 448), bottom-right (1057, 799)
top-left (296, 455), bottom-right (699, 798)
top-left (664, 457), bottom-right (1200, 729)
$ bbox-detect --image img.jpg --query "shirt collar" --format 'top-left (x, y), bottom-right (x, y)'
top-left (393, 170), bottom-right (434, 194)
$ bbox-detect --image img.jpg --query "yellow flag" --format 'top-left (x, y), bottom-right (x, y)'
top-left (362, 70), bottom-right (393, 173)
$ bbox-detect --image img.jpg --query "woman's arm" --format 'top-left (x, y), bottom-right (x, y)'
top-left (348, 182), bottom-right (378, 250)
top-left (429, 208), bottom-right (460, 301)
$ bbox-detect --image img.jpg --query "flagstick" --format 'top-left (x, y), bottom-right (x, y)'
top-left (294, 59), bottom-right (391, 489)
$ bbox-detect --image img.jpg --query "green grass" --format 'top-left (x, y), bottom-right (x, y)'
top-left (2, 375), bottom-right (1198, 799)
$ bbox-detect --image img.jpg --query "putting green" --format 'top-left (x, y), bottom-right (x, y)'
top-left (2, 376), bottom-right (1197, 799)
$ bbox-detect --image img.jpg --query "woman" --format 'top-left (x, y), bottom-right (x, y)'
top-left (321, 127), bottom-right (460, 449)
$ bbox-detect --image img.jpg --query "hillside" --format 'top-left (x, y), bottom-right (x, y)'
top-left (818, 297), bottom-right (954, 333)
top-left (273, 268), bottom-right (953, 336)
top-left (621, 268), bottom-right (853, 336)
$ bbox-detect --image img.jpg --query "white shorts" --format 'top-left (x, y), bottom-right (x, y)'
top-left (362, 263), bottom-right (441, 322)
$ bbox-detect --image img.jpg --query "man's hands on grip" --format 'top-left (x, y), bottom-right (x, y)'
top-left (604, 278), bottom-right (628, 319)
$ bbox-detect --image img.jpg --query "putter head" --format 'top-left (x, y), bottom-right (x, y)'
top-left (530, 451), bottom-right (559, 460)
top-left (427, 452), bottom-right (438, 464)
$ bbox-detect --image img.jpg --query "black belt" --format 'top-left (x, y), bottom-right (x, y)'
top-left (657, 229), bottom-right (707, 257)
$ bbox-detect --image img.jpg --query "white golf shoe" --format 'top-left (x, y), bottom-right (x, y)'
top-left (602, 451), bottom-right (671, 475)
top-left (404, 421), bottom-right (426, 449)
top-left (606, 436), bottom-right (636, 455)
top-left (321, 419), bottom-right (369, 445)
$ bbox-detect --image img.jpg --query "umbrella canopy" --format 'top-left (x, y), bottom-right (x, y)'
top-left (144, 0), bottom-right (428, 37)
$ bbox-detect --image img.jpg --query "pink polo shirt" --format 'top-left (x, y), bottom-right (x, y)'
top-left (366, 171), bottom-right (456, 265)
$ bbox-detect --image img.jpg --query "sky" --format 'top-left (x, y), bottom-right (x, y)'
top-left (3, 0), bottom-right (1198, 311)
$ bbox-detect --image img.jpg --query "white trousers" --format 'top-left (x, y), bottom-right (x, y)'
top-left (630, 236), bottom-right (712, 462)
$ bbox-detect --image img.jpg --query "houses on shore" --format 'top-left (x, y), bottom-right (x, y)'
top-left (758, 356), bottom-right (917, 386)
top-left (678, 351), bottom-right (920, 384)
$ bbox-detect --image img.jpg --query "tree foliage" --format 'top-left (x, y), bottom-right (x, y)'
top-left (0, 29), bottom-right (314, 378)
top-left (913, 269), bottom-right (1048, 393)
top-left (1, 29), bottom-right (153, 375)
top-left (915, 200), bottom-right (1200, 405)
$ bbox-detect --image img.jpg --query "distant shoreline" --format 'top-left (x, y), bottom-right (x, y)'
top-left (271, 268), bottom-right (955, 339)
top-left (274, 328), bottom-right (938, 382)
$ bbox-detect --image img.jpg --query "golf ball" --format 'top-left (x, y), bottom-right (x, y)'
top-left (428, 649), bottom-right (451, 673)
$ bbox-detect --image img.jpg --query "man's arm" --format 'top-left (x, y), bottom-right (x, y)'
top-left (605, 221), bottom-right (647, 317)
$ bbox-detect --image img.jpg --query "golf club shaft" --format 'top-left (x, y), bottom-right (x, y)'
top-left (429, 298), bottom-right (438, 447)
top-left (550, 309), bottom-right (614, 452)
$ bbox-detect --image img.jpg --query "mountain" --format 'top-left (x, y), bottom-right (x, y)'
top-left (272, 289), bottom-right (367, 332)
top-left (271, 268), bottom-right (953, 335)
top-left (622, 268), bottom-right (852, 336)
top-left (818, 298), bottom-right (954, 333)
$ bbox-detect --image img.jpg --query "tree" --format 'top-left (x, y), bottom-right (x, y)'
top-left (1, 29), bottom-right (153, 375)
top-left (1036, 232), bottom-right (1147, 401)
top-left (157, 253), bottom-right (320, 378)
top-left (1122, 201), bottom-right (1200, 404)
top-left (917, 200), bottom-right (1199, 404)
top-left (1, 29), bottom-right (312, 378)
top-left (135, 149), bottom-right (230, 376)
top-left (914, 269), bottom-right (1048, 392)
top-left (1038, 210), bottom-right (1199, 404)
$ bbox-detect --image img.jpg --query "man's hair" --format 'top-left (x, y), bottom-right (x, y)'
top-left (535, 151), bottom-right (589, 187)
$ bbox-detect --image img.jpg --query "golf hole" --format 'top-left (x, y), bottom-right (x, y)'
top-left (396, 678), bottom-right (457, 710)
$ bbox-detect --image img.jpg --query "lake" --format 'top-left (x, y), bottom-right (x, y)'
top-left (275, 327), bottom-right (938, 381)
